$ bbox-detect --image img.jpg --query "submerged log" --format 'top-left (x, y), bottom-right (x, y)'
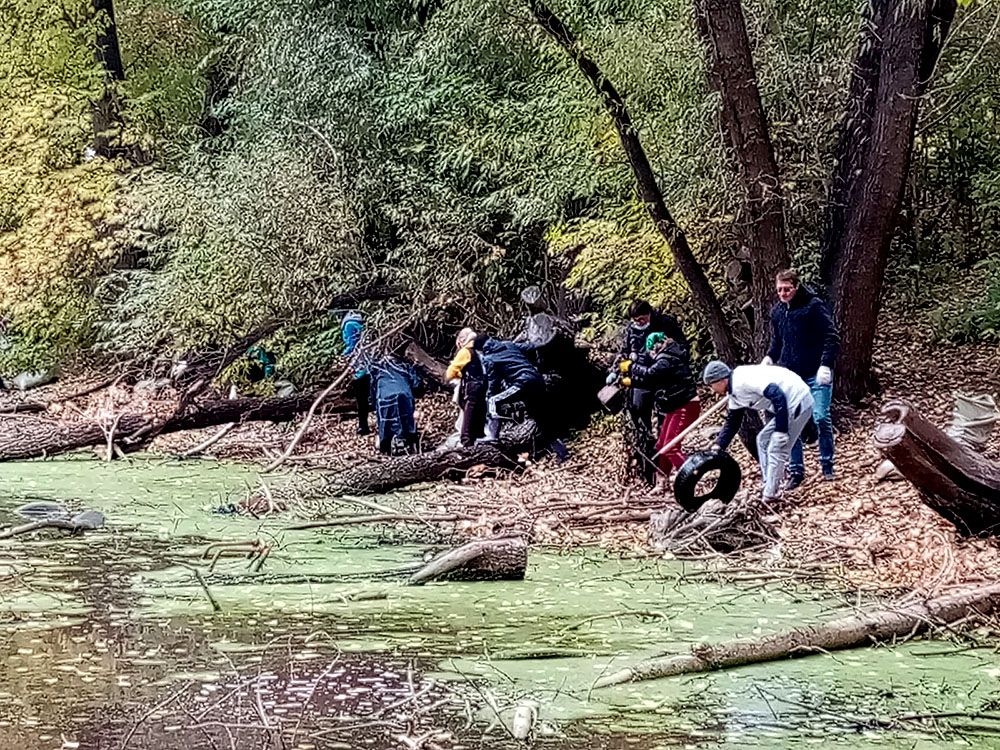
top-left (873, 400), bottom-right (1000, 536)
top-left (328, 419), bottom-right (538, 495)
top-left (0, 392), bottom-right (354, 462)
top-left (594, 582), bottom-right (1000, 688)
top-left (408, 537), bottom-right (528, 585)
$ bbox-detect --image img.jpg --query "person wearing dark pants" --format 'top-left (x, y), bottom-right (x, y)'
top-left (474, 335), bottom-right (568, 461)
top-left (369, 356), bottom-right (422, 455)
top-left (341, 311), bottom-right (372, 435)
top-left (764, 269), bottom-right (840, 487)
top-left (622, 332), bottom-right (700, 494)
top-left (613, 300), bottom-right (688, 478)
top-left (446, 328), bottom-right (487, 447)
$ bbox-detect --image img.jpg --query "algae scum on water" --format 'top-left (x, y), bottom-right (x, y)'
top-left (0, 458), bottom-right (998, 749)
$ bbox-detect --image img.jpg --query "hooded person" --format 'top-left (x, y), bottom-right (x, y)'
top-left (620, 332), bottom-right (699, 493)
top-left (473, 334), bottom-right (569, 461)
top-left (615, 300), bottom-right (689, 480)
top-left (703, 360), bottom-right (814, 502)
top-left (369, 354), bottom-right (423, 455)
top-left (341, 311), bottom-right (372, 435)
top-left (446, 327), bottom-right (487, 447)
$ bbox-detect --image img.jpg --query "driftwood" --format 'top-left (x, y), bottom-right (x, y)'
top-left (649, 495), bottom-right (774, 554)
top-left (873, 400), bottom-right (1000, 536)
top-left (328, 419), bottom-right (538, 495)
top-left (594, 582), bottom-right (1000, 688)
top-left (0, 391), bottom-right (354, 462)
top-left (408, 537), bottom-right (528, 585)
top-left (0, 509), bottom-right (105, 539)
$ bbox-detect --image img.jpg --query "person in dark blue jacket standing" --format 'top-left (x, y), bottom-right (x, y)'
top-left (369, 355), bottom-right (422, 455)
top-left (473, 334), bottom-right (569, 461)
top-left (764, 269), bottom-right (840, 487)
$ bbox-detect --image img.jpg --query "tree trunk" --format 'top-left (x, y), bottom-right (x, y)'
top-left (0, 392), bottom-right (353, 462)
top-left (822, 0), bottom-right (956, 402)
top-left (328, 419), bottom-right (538, 495)
top-left (529, 0), bottom-right (741, 364)
top-left (873, 400), bottom-right (1000, 536)
top-left (594, 581), bottom-right (1000, 688)
top-left (694, 0), bottom-right (789, 357)
top-left (91, 0), bottom-right (125, 157)
top-left (407, 537), bottom-right (528, 585)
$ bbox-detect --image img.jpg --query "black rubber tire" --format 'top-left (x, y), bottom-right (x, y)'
top-left (672, 450), bottom-right (742, 512)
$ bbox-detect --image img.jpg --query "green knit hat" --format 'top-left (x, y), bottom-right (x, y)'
top-left (645, 332), bottom-right (667, 351)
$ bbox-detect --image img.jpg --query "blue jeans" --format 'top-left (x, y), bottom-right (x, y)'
top-left (789, 377), bottom-right (834, 477)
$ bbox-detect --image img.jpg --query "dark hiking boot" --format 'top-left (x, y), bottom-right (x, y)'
top-left (783, 473), bottom-right (805, 492)
top-left (356, 425), bottom-right (371, 436)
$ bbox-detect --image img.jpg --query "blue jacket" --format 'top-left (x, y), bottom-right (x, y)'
top-left (369, 358), bottom-right (421, 442)
top-left (475, 337), bottom-right (543, 397)
top-left (766, 286), bottom-right (839, 380)
top-left (341, 312), bottom-right (368, 378)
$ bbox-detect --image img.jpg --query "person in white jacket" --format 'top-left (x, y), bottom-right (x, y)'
top-left (702, 360), bottom-right (814, 501)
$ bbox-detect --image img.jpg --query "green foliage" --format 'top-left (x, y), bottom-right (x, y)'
top-left (932, 258), bottom-right (1000, 343)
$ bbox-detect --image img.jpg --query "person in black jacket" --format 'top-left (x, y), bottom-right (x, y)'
top-left (764, 269), bottom-right (840, 486)
top-left (621, 332), bottom-right (700, 493)
top-left (474, 335), bottom-right (569, 461)
top-left (612, 300), bottom-right (688, 480)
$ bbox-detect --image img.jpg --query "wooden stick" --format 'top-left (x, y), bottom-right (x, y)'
top-left (651, 397), bottom-right (727, 459)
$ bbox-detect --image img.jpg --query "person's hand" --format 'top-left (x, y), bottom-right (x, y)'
top-left (621, 376), bottom-right (632, 388)
top-left (816, 366), bottom-right (832, 386)
top-left (770, 432), bottom-right (789, 451)
top-left (605, 372), bottom-right (617, 386)
top-left (709, 443), bottom-right (722, 454)
top-left (619, 359), bottom-right (633, 374)
top-left (760, 355), bottom-right (774, 366)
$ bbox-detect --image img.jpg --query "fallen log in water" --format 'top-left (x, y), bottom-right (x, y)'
top-left (593, 582), bottom-right (1000, 688)
top-left (0, 392), bottom-right (354, 462)
top-left (408, 537), bottom-right (528, 585)
top-left (873, 400), bottom-right (1000, 536)
top-left (327, 419), bottom-right (539, 495)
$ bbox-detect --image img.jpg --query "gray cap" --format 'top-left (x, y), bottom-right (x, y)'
top-left (702, 360), bottom-right (732, 385)
top-left (520, 285), bottom-right (543, 306)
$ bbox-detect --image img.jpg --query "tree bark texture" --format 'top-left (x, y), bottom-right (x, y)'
top-left (822, 0), bottom-right (956, 402)
top-left (408, 537), bottom-right (528, 585)
top-left (0, 392), bottom-right (353, 462)
top-left (594, 581), bottom-right (1000, 688)
top-left (327, 419), bottom-right (538, 495)
top-left (694, 0), bottom-right (789, 357)
top-left (529, 0), bottom-right (741, 364)
top-left (873, 400), bottom-right (1000, 536)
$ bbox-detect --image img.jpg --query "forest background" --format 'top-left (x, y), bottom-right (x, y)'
top-left (2, 0), bottom-right (999, 399)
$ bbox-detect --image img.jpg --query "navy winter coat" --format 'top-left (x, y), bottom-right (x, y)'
top-left (475, 337), bottom-right (544, 397)
top-left (629, 341), bottom-right (697, 414)
top-left (766, 286), bottom-right (839, 380)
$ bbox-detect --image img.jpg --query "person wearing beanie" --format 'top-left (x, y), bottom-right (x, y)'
top-left (341, 311), bottom-right (372, 435)
top-left (615, 300), bottom-right (689, 475)
top-left (446, 327), bottom-right (487, 447)
top-left (621, 331), bottom-right (699, 494)
top-left (703, 360), bottom-right (814, 501)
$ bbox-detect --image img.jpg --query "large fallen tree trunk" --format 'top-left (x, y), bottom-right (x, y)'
top-left (594, 582), bottom-right (1000, 688)
top-left (328, 419), bottom-right (538, 495)
top-left (873, 400), bottom-right (1000, 536)
top-left (408, 537), bottom-right (527, 585)
top-left (0, 391), bottom-right (354, 462)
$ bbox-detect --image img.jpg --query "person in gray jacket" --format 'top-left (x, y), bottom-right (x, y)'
top-left (702, 361), bottom-right (814, 501)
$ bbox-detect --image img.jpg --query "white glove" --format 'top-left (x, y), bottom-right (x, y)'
top-left (760, 355), bottom-right (774, 366)
top-left (605, 372), bottom-right (617, 385)
top-left (770, 432), bottom-right (789, 451)
top-left (816, 366), bottom-right (832, 386)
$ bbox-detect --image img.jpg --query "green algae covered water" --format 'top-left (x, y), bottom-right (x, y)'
top-left (1, 458), bottom-right (998, 749)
